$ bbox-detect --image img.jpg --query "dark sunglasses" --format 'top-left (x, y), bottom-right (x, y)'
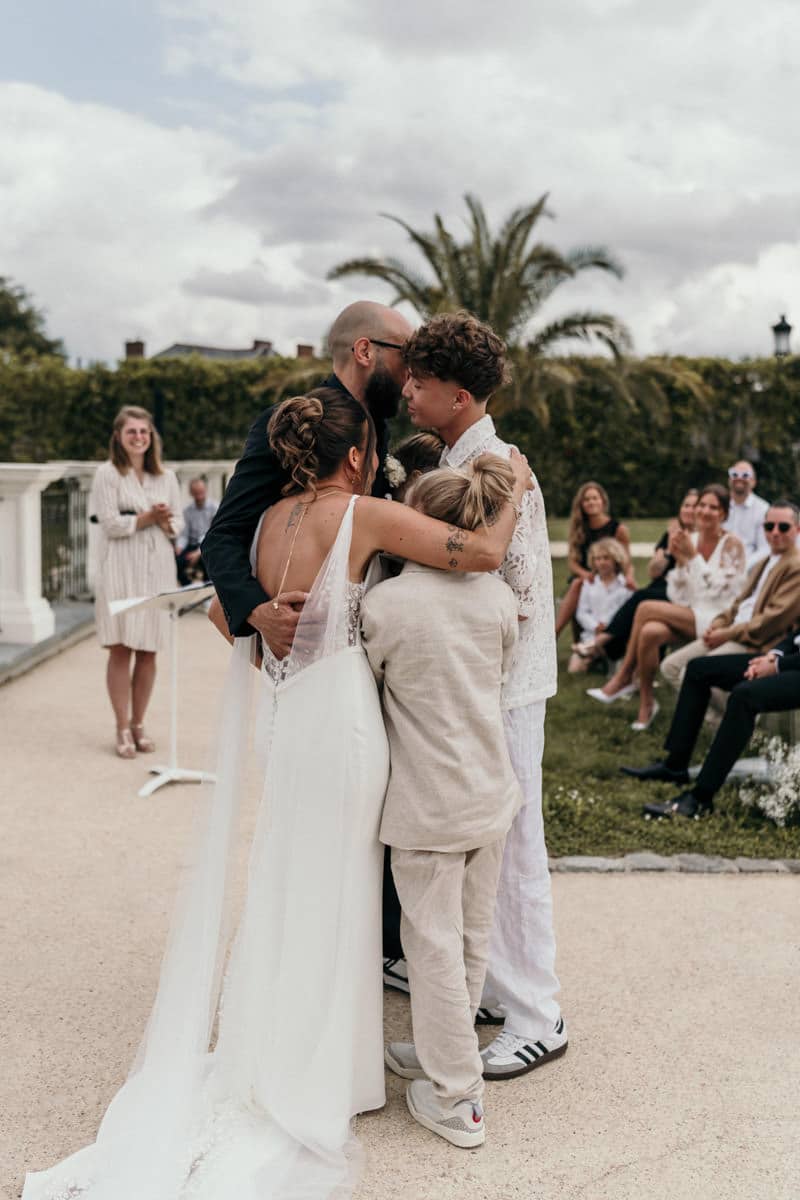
top-left (764, 521), bottom-right (794, 533)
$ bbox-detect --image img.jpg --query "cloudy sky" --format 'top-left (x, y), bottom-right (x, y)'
top-left (1, 0), bottom-right (798, 364)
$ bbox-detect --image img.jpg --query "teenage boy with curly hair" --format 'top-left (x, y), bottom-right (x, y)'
top-left (383, 311), bottom-right (567, 1084)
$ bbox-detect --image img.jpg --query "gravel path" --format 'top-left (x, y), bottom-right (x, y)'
top-left (3, 615), bottom-right (798, 1199)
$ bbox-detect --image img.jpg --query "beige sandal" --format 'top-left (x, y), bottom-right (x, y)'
top-left (131, 723), bottom-right (156, 753)
top-left (116, 728), bottom-right (136, 759)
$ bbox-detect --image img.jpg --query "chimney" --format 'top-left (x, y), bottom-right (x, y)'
top-left (252, 339), bottom-right (273, 354)
top-left (296, 343), bottom-right (314, 359)
top-left (125, 339), bottom-right (145, 359)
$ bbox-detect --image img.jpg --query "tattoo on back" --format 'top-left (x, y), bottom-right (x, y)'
top-left (285, 502), bottom-right (303, 532)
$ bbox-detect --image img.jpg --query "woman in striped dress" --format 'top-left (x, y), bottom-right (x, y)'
top-left (90, 406), bottom-right (183, 758)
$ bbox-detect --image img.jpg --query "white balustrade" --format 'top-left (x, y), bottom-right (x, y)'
top-left (0, 460), bottom-right (236, 646)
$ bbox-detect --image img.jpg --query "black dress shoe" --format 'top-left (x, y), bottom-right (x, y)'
top-left (642, 790), bottom-right (714, 820)
top-left (620, 761), bottom-right (690, 784)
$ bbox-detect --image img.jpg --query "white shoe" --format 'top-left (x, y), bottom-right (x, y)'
top-left (406, 1079), bottom-right (485, 1149)
top-left (631, 701), bottom-right (660, 732)
top-left (385, 1042), bottom-right (426, 1079)
top-left (586, 682), bottom-right (636, 704)
top-left (475, 1006), bottom-right (505, 1025)
top-left (481, 1017), bottom-right (568, 1080)
top-left (383, 957), bottom-right (410, 994)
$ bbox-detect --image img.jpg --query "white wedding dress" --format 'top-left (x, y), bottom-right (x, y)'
top-left (23, 495), bottom-right (389, 1200)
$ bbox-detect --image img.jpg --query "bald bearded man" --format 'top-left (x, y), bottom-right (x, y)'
top-left (202, 301), bottom-right (413, 656)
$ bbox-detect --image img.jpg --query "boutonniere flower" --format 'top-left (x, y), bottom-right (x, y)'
top-left (384, 454), bottom-right (407, 488)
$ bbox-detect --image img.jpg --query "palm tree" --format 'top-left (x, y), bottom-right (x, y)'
top-left (327, 193), bottom-right (631, 355)
top-left (328, 194), bottom-right (709, 425)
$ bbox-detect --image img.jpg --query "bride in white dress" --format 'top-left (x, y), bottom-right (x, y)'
top-left (23, 388), bottom-right (531, 1200)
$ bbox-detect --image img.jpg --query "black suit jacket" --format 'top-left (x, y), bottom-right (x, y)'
top-left (202, 374), bottom-right (391, 637)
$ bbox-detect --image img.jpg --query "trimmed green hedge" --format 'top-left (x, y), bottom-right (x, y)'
top-left (2, 352), bottom-right (799, 515)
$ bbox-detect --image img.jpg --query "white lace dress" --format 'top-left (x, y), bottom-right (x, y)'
top-left (23, 496), bottom-right (389, 1200)
top-left (666, 531), bottom-right (747, 636)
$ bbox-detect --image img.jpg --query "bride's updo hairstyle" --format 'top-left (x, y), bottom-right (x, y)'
top-left (268, 387), bottom-right (377, 496)
top-left (408, 452), bottom-right (515, 531)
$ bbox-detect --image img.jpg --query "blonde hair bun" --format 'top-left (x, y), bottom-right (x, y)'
top-left (409, 451), bottom-right (514, 531)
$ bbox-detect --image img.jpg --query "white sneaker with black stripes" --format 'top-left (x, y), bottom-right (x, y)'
top-left (383, 957), bottom-right (410, 994)
top-left (475, 1006), bottom-right (505, 1026)
top-left (481, 1017), bottom-right (568, 1080)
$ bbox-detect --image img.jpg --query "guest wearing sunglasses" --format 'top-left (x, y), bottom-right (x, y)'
top-left (724, 460), bottom-right (769, 568)
top-left (661, 501), bottom-right (800, 692)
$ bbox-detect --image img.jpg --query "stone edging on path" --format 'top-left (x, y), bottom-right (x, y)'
top-left (550, 852), bottom-right (800, 874)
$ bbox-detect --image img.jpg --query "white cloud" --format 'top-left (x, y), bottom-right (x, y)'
top-left (2, 0), bottom-right (800, 364)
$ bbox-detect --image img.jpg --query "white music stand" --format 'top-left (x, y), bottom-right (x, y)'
top-left (110, 583), bottom-right (217, 797)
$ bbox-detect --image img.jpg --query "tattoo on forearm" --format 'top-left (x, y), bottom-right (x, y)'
top-left (446, 526), bottom-right (465, 556)
top-left (285, 502), bottom-right (303, 532)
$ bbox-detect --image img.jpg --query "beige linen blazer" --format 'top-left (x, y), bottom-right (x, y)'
top-left (712, 548), bottom-right (800, 650)
top-left (361, 562), bottom-right (522, 853)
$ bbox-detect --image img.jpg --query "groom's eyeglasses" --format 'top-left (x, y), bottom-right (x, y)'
top-left (351, 338), bottom-right (405, 352)
top-left (764, 521), bottom-right (793, 532)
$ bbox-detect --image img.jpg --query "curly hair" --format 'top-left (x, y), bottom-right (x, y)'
top-left (402, 311), bottom-right (510, 400)
top-left (408, 452), bottom-right (514, 531)
top-left (268, 387), bottom-right (376, 496)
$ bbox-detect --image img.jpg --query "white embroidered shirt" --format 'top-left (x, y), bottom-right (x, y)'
top-left (441, 415), bottom-right (557, 708)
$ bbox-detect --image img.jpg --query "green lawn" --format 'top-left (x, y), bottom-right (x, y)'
top-left (543, 558), bottom-right (800, 859)
top-left (547, 517), bottom-right (669, 546)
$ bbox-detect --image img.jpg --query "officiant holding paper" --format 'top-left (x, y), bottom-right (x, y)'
top-left (89, 406), bottom-right (183, 760)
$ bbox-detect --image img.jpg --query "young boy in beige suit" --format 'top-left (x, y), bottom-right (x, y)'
top-left (361, 453), bottom-right (522, 1149)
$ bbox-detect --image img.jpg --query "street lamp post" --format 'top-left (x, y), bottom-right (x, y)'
top-left (772, 314), bottom-right (792, 357)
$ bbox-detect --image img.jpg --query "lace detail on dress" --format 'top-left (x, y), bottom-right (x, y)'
top-left (43, 1183), bottom-right (90, 1200)
top-left (261, 582), bottom-right (366, 684)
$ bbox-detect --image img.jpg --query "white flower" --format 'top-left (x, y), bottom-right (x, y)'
top-left (384, 454), bottom-right (407, 488)
top-left (739, 735), bottom-right (800, 827)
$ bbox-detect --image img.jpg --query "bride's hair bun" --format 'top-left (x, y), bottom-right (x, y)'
top-left (268, 387), bottom-right (378, 496)
top-left (269, 394), bottom-right (325, 494)
top-left (407, 451), bottom-right (514, 531)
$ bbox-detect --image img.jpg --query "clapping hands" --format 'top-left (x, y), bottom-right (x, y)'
top-left (667, 524), bottom-right (694, 565)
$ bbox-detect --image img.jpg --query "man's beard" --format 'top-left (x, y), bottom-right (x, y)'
top-left (364, 364), bottom-right (402, 422)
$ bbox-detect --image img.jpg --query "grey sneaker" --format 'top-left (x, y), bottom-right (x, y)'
top-left (406, 1079), bottom-right (485, 1148)
top-left (383, 957), bottom-right (410, 994)
top-left (385, 1042), bottom-right (426, 1079)
top-left (481, 1017), bottom-right (568, 1080)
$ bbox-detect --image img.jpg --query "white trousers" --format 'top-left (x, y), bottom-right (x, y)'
top-left (481, 700), bottom-right (561, 1040)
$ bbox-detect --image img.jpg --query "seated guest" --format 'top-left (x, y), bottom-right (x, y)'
top-left (578, 489), bottom-right (698, 664)
top-left (620, 629), bottom-right (800, 818)
top-left (568, 539), bottom-right (630, 673)
top-left (176, 477), bottom-right (218, 586)
top-left (383, 431), bottom-right (446, 502)
top-left (724, 459), bottom-right (769, 569)
top-left (587, 485), bottom-right (746, 731)
top-left (661, 501), bottom-right (800, 690)
top-left (555, 481), bottom-right (634, 637)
